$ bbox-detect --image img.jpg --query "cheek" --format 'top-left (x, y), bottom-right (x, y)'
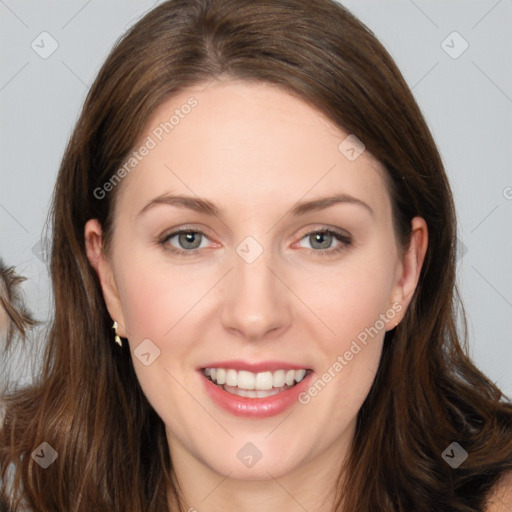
top-left (113, 256), bottom-right (214, 420)
top-left (115, 251), bottom-right (215, 342)
top-left (308, 244), bottom-right (397, 346)
top-left (115, 230), bottom-right (398, 356)
top-left (296, 242), bottom-right (396, 412)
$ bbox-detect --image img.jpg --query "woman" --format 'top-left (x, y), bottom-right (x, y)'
top-left (1, 0), bottom-right (511, 510)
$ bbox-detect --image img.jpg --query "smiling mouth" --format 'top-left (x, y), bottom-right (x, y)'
top-left (202, 367), bottom-right (312, 398)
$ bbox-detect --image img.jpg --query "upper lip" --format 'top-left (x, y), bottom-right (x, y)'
top-left (199, 360), bottom-right (312, 373)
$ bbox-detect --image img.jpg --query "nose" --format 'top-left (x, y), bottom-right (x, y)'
top-left (220, 244), bottom-right (292, 342)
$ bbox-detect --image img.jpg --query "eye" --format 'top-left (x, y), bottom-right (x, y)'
top-left (295, 228), bottom-right (352, 256)
top-left (157, 227), bottom-right (352, 258)
top-left (158, 228), bottom-right (211, 256)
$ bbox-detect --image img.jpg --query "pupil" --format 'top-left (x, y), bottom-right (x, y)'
top-left (180, 232), bottom-right (200, 249)
top-left (312, 232), bottom-right (331, 249)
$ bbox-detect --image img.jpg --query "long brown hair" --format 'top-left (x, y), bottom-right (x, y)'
top-left (0, 263), bottom-right (37, 350)
top-left (2, 0), bottom-right (511, 510)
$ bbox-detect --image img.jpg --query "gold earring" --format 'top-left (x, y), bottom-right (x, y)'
top-left (112, 321), bottom-right (122, 347)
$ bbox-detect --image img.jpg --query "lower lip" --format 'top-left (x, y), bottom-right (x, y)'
top-left (200, 371), bottom-right (314, 418)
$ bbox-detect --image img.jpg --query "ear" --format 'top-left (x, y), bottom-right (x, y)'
top-left (386, 216), bottom-right (428, 329)
top-left (84, 219), bottom-right (127, 337)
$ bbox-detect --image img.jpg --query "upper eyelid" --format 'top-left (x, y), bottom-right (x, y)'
top-left (161, 225), bottom-right (351, 247)
top-left (295, 225), bottom-right (350, 239)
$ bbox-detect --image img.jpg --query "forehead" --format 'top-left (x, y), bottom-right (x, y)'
top-left (114, 79), bottom-right (390, 220)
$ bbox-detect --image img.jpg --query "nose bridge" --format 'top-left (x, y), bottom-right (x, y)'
top-left (221, 234), bottom-right (290, 340)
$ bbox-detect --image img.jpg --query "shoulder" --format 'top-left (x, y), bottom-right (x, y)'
top-left (484, 470), bottom-right (512, 511)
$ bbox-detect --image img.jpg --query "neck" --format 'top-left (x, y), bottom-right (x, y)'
top-left (165, 424), bottom-right (354, 512)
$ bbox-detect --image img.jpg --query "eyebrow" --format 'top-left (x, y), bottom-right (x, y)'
top-left (137, 192), bottom-right (374, 218)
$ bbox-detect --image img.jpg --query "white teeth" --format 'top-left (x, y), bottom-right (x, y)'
top-left (216, 368), bottom-right (226, 385)
top-left (226, 369), bottom-right (237, 386)
top-left (255, 371), bottom-right (273, 390)
top-left (223, 384), bottom-right (288, 398)
top-left (285, 369), bottom-right (295, 386)
top-left (203, 367), bottom-right (309, 390)
top-left (294, 369), bottom-right (306, 383)
top-left (272, 369), bottom-right (285, 387)
top-left (237, 370), bottom-right (255, 390)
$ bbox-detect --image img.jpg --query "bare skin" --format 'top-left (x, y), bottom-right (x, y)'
top-left (86, 79), bottom-right (428, 511)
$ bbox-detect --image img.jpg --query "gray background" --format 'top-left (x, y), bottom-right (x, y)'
top-left (1, 0), bottom-right (511, 395)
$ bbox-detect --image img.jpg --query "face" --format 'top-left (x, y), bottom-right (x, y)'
top-left (86, 79), bottom-right (426, 482)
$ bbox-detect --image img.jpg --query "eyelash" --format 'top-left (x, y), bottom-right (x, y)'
top-left (157, 227), bottom-right (352, 258)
